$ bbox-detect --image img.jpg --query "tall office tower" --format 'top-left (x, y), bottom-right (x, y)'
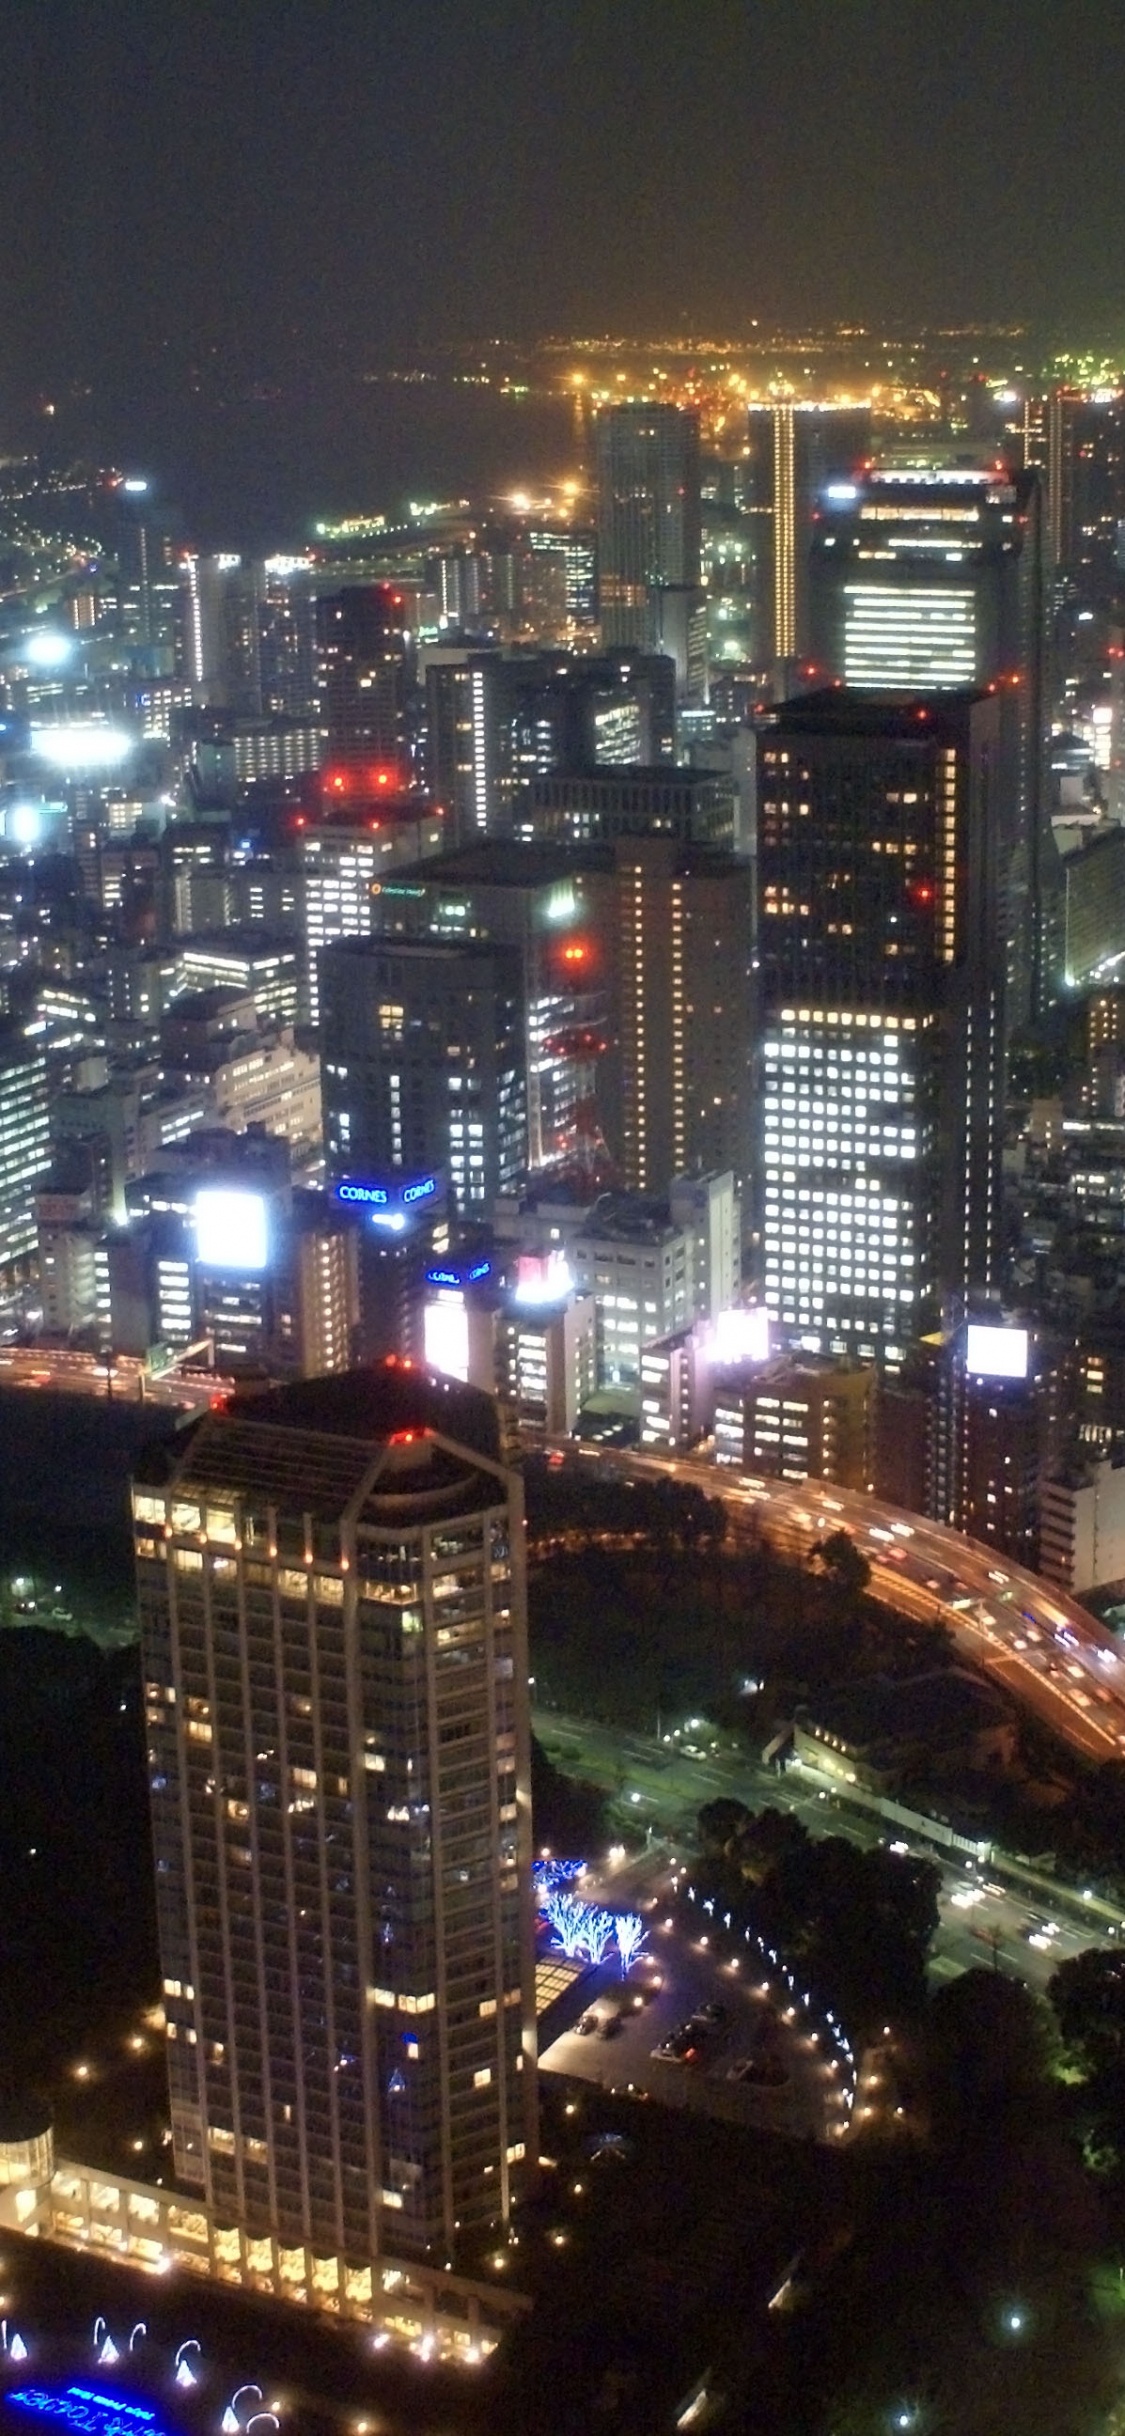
top-left (320, 937), bottom-right (526, 1217)
top-left (366, 836), bottom-right (751, 1198)
top-left (744, 403), bottom-right (872, 683)
top-left (315, 586), bottom-right (411, 779)
top-left (757, 690), bottom-right (1005, 1368)
top-left (423, 647), bottom-right (675, 845)
top-left (1024, 387), bottom-right (1125, 600)
top-left (257, 560), bottom-right (318, 718)
top-left (134, 1365), bottom-right (537, 2267)
top-left (301, 809), bottom-right (445, 1027)
top-left (302, 824), bottom-right (385, 1028)
top-left (116, 497), bottom-right (180, 666)
top-left (524, 527), bottom-right (598, 632)
top-left (368, 841), bottom-right (619, 1181)
top-left (180, 555), bottom-right (263, 712)
top-left (618, 838), bottom-right (753, 1197)
top-left (595, 404), bottom-right (702, 652)
top-left (0, 1031), bottom-right (51, 1286)
top-left (809, 455), bottom-right (1044, 1022)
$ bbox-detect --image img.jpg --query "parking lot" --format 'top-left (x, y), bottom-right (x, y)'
top-left (538, 1912), bottom-right (841, 2138)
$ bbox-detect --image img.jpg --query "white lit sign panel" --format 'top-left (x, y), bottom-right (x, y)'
top-left (30, 723), bottom-right (134, 769)
top-left (193, 1188), bottom-right (269, 1273)
top-left (424, 1292), bottom-right (470, 1382)
top-left (709, 1306), bottom-right (770, 1367)
top-left (965, 1323), bottom-right (1029, 1380)
top-left (512, 1250), bottom-right (573, 1305)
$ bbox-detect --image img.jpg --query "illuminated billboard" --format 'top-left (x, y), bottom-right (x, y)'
top-left (511, 1250), bottom-right (573, 1306)
top-left (29, 723), bottom-right (134, 770)
top-left (964, 1323), bottom-right (1029, 1380)
top-left (334, 1170), bottom-right (445, 1229)
top-left (708, 1306), bottom-right (771, 1367)
top-left (193, 1187), bottom-right (269, 1273)
top-left (424, 1292), bottom-right (471, 1383)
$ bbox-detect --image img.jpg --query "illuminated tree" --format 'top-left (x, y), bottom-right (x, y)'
top-left (545, 1891), bottom-right (590, 1959)
top-left (580, 1908), bottom-right (616, 1965)
top-left (613, 1912), bottom-right (648, 1976)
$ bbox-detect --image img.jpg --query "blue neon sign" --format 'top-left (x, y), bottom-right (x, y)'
top-left (335, 1173), bottom-right (439, 1211)
top-left (7, 2389), bottom-right (171, 2436)
top-left (425, 1259), bottom-right (491, 1287)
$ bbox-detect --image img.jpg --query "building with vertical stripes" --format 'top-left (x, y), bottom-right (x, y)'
top-left (134, 1365), bottom-right (538, 2270)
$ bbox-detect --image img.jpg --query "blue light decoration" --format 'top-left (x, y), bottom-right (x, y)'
top-left (425, 1259), bottom-right (492, 1288)
top-left (532, 1857), bottom-right (585, 1907)
top-left (612, 1912), bottom-right (648, 1976)
top-left (6, 2389), bottom-right (172, 2436)
top-left (336, 1172), bottom-right (439, 1210)
top-left (543, 1890), bottom-right (620, 1965)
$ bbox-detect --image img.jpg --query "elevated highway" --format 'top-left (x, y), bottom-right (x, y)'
top-left (570, 1446), bottom-right (1125, 1766)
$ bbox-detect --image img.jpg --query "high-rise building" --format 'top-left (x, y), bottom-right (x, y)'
top-left (757, 689), bottom-right (1005, 1366)
top-left (134, 1365), bottom-right (537, 2267)
top-left (423, 647), bottom-right (675, 845)
top-left (0, 1030), bottom-right (51, 1286)
top-left (809, 454), bottom-right (1044, 1021)
top-left (745, 402), bottom-right (872, 682)
top-left (315, 586), bottom-right (411, 779)
top-left (1024, 386), bottom-right (1125, 600)
top-left (320, 937), bottom-right (526, 1217)
top-left (524, 526), bottom-right (597, 633)
top-left (595, 404), bottom-right (702, 653)
top-left (617, 839), bottom-right (753, 1196)
top-left (368, 840), bottom-right (619, 1182)
top-left (302, 809), bottom-right (445, 1026)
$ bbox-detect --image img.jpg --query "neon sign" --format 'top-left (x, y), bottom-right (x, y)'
top-left (7, 2389), bottom-right (172, 2436)
top-left (336, 1174), bottom-right (439, 1211)
top-left (425, 1259), bottom-right (491, 1288)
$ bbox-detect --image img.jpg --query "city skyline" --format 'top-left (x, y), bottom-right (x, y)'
top-left (5, 0), bottom-right (1125, 428)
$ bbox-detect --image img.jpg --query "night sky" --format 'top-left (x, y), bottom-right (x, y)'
top-left (3, 0), bottom-right (1125, 404)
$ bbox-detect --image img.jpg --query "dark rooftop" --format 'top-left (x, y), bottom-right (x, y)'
top-left (767, 687), bottom-right (990, 737)
top-left (227, 1360), bottom-right (500, 1458)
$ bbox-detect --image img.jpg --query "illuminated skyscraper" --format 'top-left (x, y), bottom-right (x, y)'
top-left (302, 806), bottom-right (445, 1026)
top-left (0, 1031), bottom-right (51, 1287)
top-left (745, 403), bottom-right (871, 683)
top-left (1024, 386), bottom-right (1125, 599)
top-left (134, 1365), bottom-right (537, 2267)
top-left (616, 838), bottom-right (753, 1197)
top-left (809, 454), bottom-right (1044, 1020)
top-left (757, 690), bottom-right (1005, 1366)
top-left (319, 936), bottom-right (526, 1217)
top-left (595, 404), bottom-right (701, 652)
top-left (315, 585), bottom-right (411, 778)
top-left (424, 646), bottom-right (675, 843)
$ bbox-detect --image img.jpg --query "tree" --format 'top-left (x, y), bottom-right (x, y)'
top-left (696, 1797), bottom-right (754, 1860)
top-left (1049, 1947), bottom-right (1125, 2086)
top-left (928, 1968), bottom-right (1058, 2146)
top-left (808, 1528), bottom-right (871, 1607)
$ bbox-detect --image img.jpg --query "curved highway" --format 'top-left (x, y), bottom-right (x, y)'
top-left (580, 1447), bottom-right (1125, 1765)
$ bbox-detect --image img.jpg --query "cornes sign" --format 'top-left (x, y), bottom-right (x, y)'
top-left (335, 1171), bottom-right (444, 1221)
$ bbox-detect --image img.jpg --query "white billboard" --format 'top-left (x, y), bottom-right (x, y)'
top-left (193, 1187), bottom-right (270, 1273)
top-left (424, 1292), bottom-right (470, 1382)
top-left (965, 1323), bottom-right (1029, 1380)
top-left (709, 1306), bottom-right (771, 1367)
